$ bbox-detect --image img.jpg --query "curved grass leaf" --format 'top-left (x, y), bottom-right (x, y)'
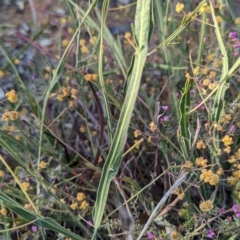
top-left (92, 0), bottom-right (151, 236)
top-left (66, 0), bottom-right (127, 78)
top-left (178, 79), bottom-right (191, 160)
top-left (137, 172), bottom-right (188, 240)
top-left (0, 191), bottom-right (86, 240)
top-left (0, 41), bottom-right (39, 116)
top-left (122, 177), bottom-right (148, 213)
top-left (210, 2), bottom-right (229, 123)
top-left (148, 1), bottom-right (207, 56)
top-left (97, 0), bottom-right (114, 142)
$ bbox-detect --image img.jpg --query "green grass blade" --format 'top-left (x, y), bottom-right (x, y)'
top-left (122, 177), bottom-right (149, 213)
top-left (97, 0), bottom-right (114, 142)
top-left (210, 1), bottom-right (229, 123)
top-left (197, 12), bottom-right (207, 65)
top-left (0, 40), bottom-right (39, 116)
top-left (0, 191), bottom-right (85, 240)
top-left (66, 0), bottom-right (127, 78)
top-left (0, 131), bottom-right (36, 174)
top-left (178, 79), bottom-right (191, 160)
top-left (92, 0), bottom-right (151, 235)
top-left (137, 172), bottom-right (188, 240)
top-left (148, 0), bottom-right (207, 56)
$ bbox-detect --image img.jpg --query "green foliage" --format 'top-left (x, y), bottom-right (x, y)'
top-left (1, 0), bottom-right (240, 239)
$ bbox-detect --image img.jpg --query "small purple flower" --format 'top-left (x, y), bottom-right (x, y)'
top-left (230, 125), bottom-right (236, 132)
top-left (87, 220), bottom-right (93, 227)
top-left (190, 89), bottom-right (195, 94)
top-left (206, 229), bottom-right (215, 238)
top-left (233, 44), bottom-right (240, 49)
top-left (232, 37), bottom-right (239, 42)
top-left (233, 51), bottom-right (239, 57)
top-left (227, 216), bottom-right (232, 222)
top-left (229, 31), bottom-right (237, 39)
top-left (175, 92), bottom-right (180, 98)
top-left (232, 204), bottom-right (239, 213)
top-left (32, 225), bottom-right (37, 233)
top-left (161, 116), bottom-right (169, 122)
top-left (219, 208), bottom-right (225, 214)
top-left (236, 212), bottom-right (240, 218)
top-left (147, 231), bottom-right (154, 239)
top-left (162, 105), bottom-right (169, 111)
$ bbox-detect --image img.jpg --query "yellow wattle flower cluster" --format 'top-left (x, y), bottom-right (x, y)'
top-left (69, 202), bottom-right (78, 210)
top-left (134, 129), bottom-right (141, 138)
top-left (235, 17), bottom-right (240, 24)
top-left (199, 200), bottom-right (213, 212)
top-left (77, 192), bottom-right (85, 201)
top-left (209, 71), bottom-right (216, 79)
top-left (202, 78), bottom-right (210, 86)
top-left (196, 139), bottom-right (206, 149)
top-left (222, 135), bottom-right (233, 146)
top-left (0, 70), bottom-right (5, 78)
top-left (77, 192), bottom-right (89, 210)
top-left (208, 81), bottom-right (218, 90)
top-left (202, 78), bottom-right (218, 90)
top-left (69, 192), bottom-right (89, 211)
top-left (170, 231), bottom-right (179, 240)
top-left (193, 66), bottom-right (200, 75)
top-left (227, 176), bottom-right (238, 186)
top-left (172, 187), bottom-right (185, 200)
top-left (175, 3), bottom-right (184, 13)
top-left (200, 169), bottom-right (219, 185)
top-left (124, 31), bottom-right (134, 45)
top-left (149, 122), bottom-right (157, 132)
top-left (183, 161), bottom-right (193, 169)
top-left (195, 157), bottom-right (208, 167)
top-left (84, 73), bottom-right (98, 82)
top-left (57, 86), bottom-right (79, 102)
top-left (2, 111), bottom-right (18, 121)
top-left (39, 161), bottom-right (47, 169)
top-left (6, 90), bottom-right (18, 102)
top-left (21, 182), bottom-right (30, 191)
top-left (0, 208), bottom-right (7, 216)
top-left (79, 200), bottom-right (89, 210)
top-left (90, 36), bottom-right (97, 45)
top-left (216, 167), bottom-right (224, 175)
top-left (227, 149), bottom-right (240, 186)
top-left (79, 38), bottom-right (88, 53)
top-left (61, 39), bottom-right (69, 47)
top-left (199, 3), bottom-right (210, 15)
top-left (0, 170), bottom-right (5, 178)
top-left (232, 170), bottom-right (240, 178)
top-left (220, 114), bottom-right (232, 124)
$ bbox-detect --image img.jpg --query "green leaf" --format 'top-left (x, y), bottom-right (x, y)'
top-left (178, 79), bottom-right (191, 160)
top-left (92, 0), bottom-right (151, 236)
top-left (0, 192), bottom-right (85, 240)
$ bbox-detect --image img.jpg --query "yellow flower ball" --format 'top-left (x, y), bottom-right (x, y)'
top-left (175, 3), bottom-right (184, 13)
top-left (222, 135), bottom-right (233, 146)
top-left (79, 200), bottom-right (89, 210)
top-left (199, 200), bottom-right (213, 212)
top-left (21, 182), bottom-right (30, 191)
top-left (77, 192), bottom-right (85, 202)
top-left (70, 202), bottom-right (78, 210)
